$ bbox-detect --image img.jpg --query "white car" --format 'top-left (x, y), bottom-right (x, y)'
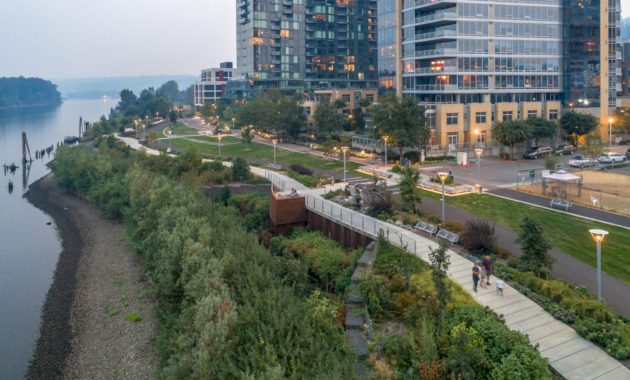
top-left (568, 155), bottom-right (596, 168)
top-left (598, 152), bottom-right (627, 164)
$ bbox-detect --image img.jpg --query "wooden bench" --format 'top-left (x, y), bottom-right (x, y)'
top-left (550, 198), bottom-right (572, 211)
top-left (415, 221), bottom-right (438, 238)
top-left (436, 229), bottom-right (460, 246)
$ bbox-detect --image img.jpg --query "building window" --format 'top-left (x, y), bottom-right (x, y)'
top-left (476, 131), bottom-right (486, 144)
top-left (527, 110), bottom-right (538, 119)
top-left (342, 94), bottom-right (351, 103)
top-left (549, 109), bottom-right (559, 120)
top-left (366, 94), bottom-right (374, 102)
top-left (446, 112), bottom-right (459, 125)
top-left (502, 111), bottom-right (513, 121)
top-left (475, 112), bottom-right (487, 124)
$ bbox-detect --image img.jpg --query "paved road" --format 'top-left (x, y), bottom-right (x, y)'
top-left (420, 196), bottom-right (630, 317)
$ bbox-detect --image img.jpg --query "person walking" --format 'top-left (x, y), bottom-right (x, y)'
top-left (482, 255), bottom-right (493, 285)
top-left (472, 262), bottom-right (481, 292)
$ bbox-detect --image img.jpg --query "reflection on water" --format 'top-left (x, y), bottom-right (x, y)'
top-left (0, 99), bottom-right (116, 379)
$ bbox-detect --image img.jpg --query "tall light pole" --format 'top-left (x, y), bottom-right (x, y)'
top-left (272, 139), bottom-right (278, 165)
top-left (474, 129), bottom-right (480, 148)
top-left (218, 135), bottom-right (223, 157)
top-left (232, 117), bottom-right (236, 131)
top-left (475, 148), bottom-right (483, 193)
top-left (341, 146), bottom-right (349, 182)
top-left (438, 171), bottom-right (448, 223)
top-left (167, 129), bottom-right (173, 154)
top-left (382, 135), bottom-right (389, 167)
top-left (589, 229), bottom-right (609, 302)
top-left (608, 117), bottom-right (613, 146)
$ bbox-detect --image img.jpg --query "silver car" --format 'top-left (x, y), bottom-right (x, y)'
top-left (568, 155), bottom-right (596, 168)
top-left (598, 152), bottom-right (627, 164)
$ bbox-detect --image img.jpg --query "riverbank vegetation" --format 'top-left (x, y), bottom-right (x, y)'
top-left (361, 238), bottom-right (551, 379)
top-left (0, 77), bottom-right (61, 109)
top-left (51, 142), bottom-right (359, 378)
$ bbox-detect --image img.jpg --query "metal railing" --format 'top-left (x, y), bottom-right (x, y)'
top-left (264, 170), bottom-right (287, 191)
top-left (305, 194), bottom-right (419, 254)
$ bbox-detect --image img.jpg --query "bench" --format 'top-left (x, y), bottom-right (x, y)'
top-left (436, 229), bottom-right (460, 246)
top-left (415, 221), bottom-right (438, 237)
top-left (550, 198), bottom-right (572, 211)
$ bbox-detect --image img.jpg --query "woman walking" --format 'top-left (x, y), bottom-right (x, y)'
top-left (472, 262), bottom-right (481, 292)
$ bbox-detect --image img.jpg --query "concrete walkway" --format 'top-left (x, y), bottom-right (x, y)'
top-left (305, 194), bottom-right (630, 380)
top-left (420, 197), bottom-right (630, 317)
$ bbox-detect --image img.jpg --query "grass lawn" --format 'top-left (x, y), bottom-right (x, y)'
top-left (421, 190), bottom-right (630, 284)
top-left (170, 137), bottom-right (362, 175)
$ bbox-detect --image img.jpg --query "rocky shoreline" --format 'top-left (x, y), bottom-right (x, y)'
top-left (25, 174), bottom-right (157, 379)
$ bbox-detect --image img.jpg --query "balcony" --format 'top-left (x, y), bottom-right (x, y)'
top-left (404, 0), bottom-right (456, 11)
top-left (408, 48), bottom-right (457, 58)
top-left (406, 29), bottom-right (457, 43)
top-left (407, 66), bottom-right (457, 75)
top-left (412, 84), bottom-right (458, 91)
top-left (412, 11), bottom-right (457, 26)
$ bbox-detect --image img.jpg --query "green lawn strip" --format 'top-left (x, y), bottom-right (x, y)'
top-left (421, 190), bottom-right (630, 284)
top-left (170, 138), bottom-right (362, 175)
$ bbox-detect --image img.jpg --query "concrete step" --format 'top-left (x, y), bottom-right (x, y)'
top-left (345, 306), bottom-right (365, 330)
top-left (346, 329), bottom-right (369, 359)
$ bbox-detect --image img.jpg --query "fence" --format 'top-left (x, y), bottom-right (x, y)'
top-left (305, 194), bottom-right (420, 254)
top-left (515, 164), bottom-right (565, 189)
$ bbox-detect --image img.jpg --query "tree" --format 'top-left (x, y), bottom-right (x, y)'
top-left (581, 132), bottom-right (604, 161)
top-left (231, 157), bottom-right (251, 182)
top-left (118, 89), bottom-right (138, 116)
top-left (157, 80), bottom-right (180, 103)
top-left (527, 117), bottom-right (557, 146)
top-left (241, 125), bottom-right (254, 144)
top-left (314, 98), bottom-right (342, 136)
top-left (613, 108), bottom-right (630, 133)
top-left (516, 217), bottom-right (554, 278)
top-left (492, 120), bottom-right (532, 155)
top-left (350, 107), bottom-right (366, 131)
top-left (398, 167), bottom-right (421, 213)
top-left (559, 111), bottom-right (598, 145)
top-left (201, 102), bottom-right (220, 126)
top-left (429, 240), bottom-right (451, 319)
top-left (371, 94), bottom-right (429, 156)
top-left (223, 106), bottom-right (234, 122)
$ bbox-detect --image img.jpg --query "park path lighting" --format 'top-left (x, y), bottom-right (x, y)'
top-left (167, 129), bottom-right (173, 153)
top-left (272, 139), bottom-right (278, 165)
top-left (608, 117), bottom-right (614, 146)
top-left (437, 171), bottom-right (449, 223)
top-left (474, 129), bottom-right (480, 148)
top-left (218, 134), bottom-right (223, 158)
top-left (341, 146), bottom-right (349, 182)
top-left (382, 135), bottom-right (390, 167)
top-left (589, 229), bottom-right (609, 302)
top-left (232, 117), bottom-right (236, 131)
top-left (475, 148), bottom-right (483, 193)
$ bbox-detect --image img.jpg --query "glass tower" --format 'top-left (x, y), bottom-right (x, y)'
top-left (401, 0), bottom-right (563, 104)
top-left (377, 0), bottom-right (397, 93)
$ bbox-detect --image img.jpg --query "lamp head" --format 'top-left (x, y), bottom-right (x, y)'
top-left (475, 148), bottom-right (483, 157)
top-left (608, 117), bottom-right (614, 124)
top-left (341, 146), bottom-right (349, 153)
top-left (437, 172), bottom-right (448, 183)
top-left (382, 135), bottom-right (389, 143)
top-left (272, 139), bottom-right (278, 145)
top-left (589, 229), bottom-right (609, 244)
top-left (474, 129), bottom-right (480, 136)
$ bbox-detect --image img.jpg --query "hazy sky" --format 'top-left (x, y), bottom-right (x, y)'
top-left (0, 0), bottom-right (235, 79)
top-left (0, 0), bottom-right (629, 79)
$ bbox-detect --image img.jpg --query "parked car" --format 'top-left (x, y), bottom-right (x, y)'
top-left (568, 155), bottom-right (596, 168)
top-left (597, 152), bottom-right (627, 164)
top-left (523, 146), bottom-right (553, 159)
top-left (554, 144), bottom-right (576, 156)
top-left (626, 148), bottom-right (630, 160)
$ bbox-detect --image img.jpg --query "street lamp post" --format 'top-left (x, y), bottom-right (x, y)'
top-left (167, 130), bottom-right (173, 153)
top-left (272, 139), bottom-right (278, 165)
top-left (474, 129), bottom-right (480, 148)
top-left (341, 146), bottom-right (349, 182)
top-left (608, 117), bottom-right (613, 146)
top-left (232, 117), bottom-right (236, 131)
top-left (475, 148), bottom-right (483, 192)
top-left (438, 171), bottom-right (448, 223)
top-left (382, 135), bottom-right (389, 167)
top-left (218, 135), bottom-right (223, 157)
top-left (589, 229), bottom-right (609, 302)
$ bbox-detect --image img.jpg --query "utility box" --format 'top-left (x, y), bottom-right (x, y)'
top-left (457, 152), bottom-right (468, 166)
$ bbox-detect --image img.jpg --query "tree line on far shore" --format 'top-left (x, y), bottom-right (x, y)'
top-left (0, 77), bottom-right (62, 109)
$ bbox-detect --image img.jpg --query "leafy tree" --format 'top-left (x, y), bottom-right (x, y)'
top-left (0, 77), bottom-right (62, 108)
top-left (223, 106), bottom-right (234, 122)
top-left (241, 125), bottom-right (253, 144)
top-left (157, 80), bottom-right (180, 103)
top-left (350, 107), bottom-right (366, 131)
top-left (445, 323), bottom-right (488, 380)
top-left (492, 120), bottom-right (532, 155)
top-left (314, 98), bottom-right (342, 136)
top-left (235, 94), bottom-right (305, 139)
top-left (398, 167), bottom-right (421, 213)
top-left (582, 132), bottom-right (604, 160)
top-left (371, 94), bottom-right (428, 156)
top-left (613, 108), bottom-right (630, 133)
top-left (527, 117), bottom-right (557, 145)
top-left (429, 240), bottom-right (451, 319)
top-left (118, 89), bottom-right (138, 115)
top-left (516, 217), bottom-right (554, 278)
top-left (201, 101), bottom-right (221, 125)
top-left (560, 111), bottom-right (598, 145)
top-left (334, 98), bottom-right (347, 109)
top-left (231, 157), bottom-right (252, 182)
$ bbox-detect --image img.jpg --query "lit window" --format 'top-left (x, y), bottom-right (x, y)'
top-left (280, 29), bottom-right (290, 38)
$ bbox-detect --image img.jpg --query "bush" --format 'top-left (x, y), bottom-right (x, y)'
top-left (390, 164), bottom-right (402, 173)
top-left (402, 150), bottom-right (421, 163)
top-left (499, 152), bottom-right (510, 160)
top-left (429, 175), bottom-right (454, 185)
top-left (288, 163), bottom-right (313, 176)
top-left (231, 157), bottom-right (251, 182)
top-left (461, 218), bottom-right (497, 255)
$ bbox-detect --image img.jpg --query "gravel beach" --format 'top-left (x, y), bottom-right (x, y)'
top-left (26, 174), bottom-right (157, 379)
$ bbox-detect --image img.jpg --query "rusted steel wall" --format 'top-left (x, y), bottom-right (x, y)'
top-left (306, 210), bottom-right (372, 250)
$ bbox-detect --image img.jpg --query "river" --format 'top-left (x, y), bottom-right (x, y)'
top-left (0, 98), bottom-right (116, 379)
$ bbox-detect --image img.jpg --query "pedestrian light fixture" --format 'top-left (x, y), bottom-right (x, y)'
top-left (382, 135), bottom-right (390, 167)
top-left (437, 171), bottom-right (449, 223)
top-left (272, 139), bottom-right (278, 165)
top-left (589, 229), bottom-right (608, 302)
top-left (341, 146), bottom-right (349, 183)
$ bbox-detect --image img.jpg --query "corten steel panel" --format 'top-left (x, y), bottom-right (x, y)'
top-left (269, 193), bottom-right (307, 226)
top-left (306, 211), bottom-right (372, 250)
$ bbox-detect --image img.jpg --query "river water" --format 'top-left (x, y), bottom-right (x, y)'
top-left (0, 99), bottom-right (116, 379)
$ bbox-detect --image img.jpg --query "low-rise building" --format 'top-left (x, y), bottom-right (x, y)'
top-left (193, 62), bottom-right (234, 106)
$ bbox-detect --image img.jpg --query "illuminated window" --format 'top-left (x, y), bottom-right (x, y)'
top-left (358, 72), bottom-right (364, 80)
top-left (280, 29), bottom-right (290, 38)
top-left (343, 64), bottom-right (355, 72)
top-left (252, 37), bottom-right (264, 45)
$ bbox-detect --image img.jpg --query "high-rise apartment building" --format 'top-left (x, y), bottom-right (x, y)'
top-left (377, 0), bottom-right (398, 93)
top-left (236, 0), bottom-right (378, 94)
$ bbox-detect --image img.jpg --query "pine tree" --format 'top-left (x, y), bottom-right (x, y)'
top-left (429, 240), bottom-right (451, 319)
top-left (516, 217), bottom-right (554, 278)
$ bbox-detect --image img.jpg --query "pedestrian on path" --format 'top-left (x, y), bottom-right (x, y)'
top-left (496, 279), bottom-right (505, 296)
top-left (472, 262), bottom-right (481, 292)
top-left (482, 255), bottom-right (493, 285)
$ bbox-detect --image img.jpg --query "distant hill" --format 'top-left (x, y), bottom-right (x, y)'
top-left (0, 77), bottom-right (62, 109)
top-left (54, 75), bottom-right (197, 99)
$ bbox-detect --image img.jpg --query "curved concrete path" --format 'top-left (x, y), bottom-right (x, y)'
top-left (304, 194), bottom-right (630, 380)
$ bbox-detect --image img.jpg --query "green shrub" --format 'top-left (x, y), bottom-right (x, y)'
top-left (391, 164), bottom-right (402, 173)
top-left (461, 218), bottom-right (497, 255)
